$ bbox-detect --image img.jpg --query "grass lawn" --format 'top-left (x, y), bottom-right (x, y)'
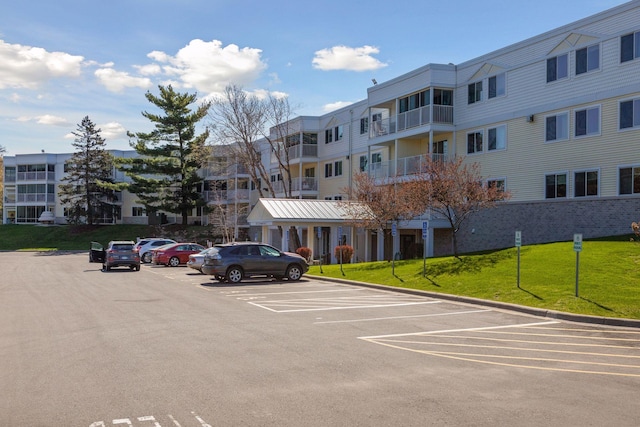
top-left (308, 238), bottom-right (640, 320)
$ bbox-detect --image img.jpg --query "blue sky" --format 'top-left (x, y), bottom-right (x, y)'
top-left (0, 0), bottom-right (630, 155)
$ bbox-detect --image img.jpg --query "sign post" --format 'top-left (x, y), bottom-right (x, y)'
top-left (573, 233), bottom-right (583, 297)
top-left (515, 231), bottom-right (522, 288)
top-left (422, 221), bottom-right (428, 277)
top-left (391, 222), bottom-right (397, 276)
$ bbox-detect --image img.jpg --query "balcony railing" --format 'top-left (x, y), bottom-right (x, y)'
top-left (271, 177), bottom-right (318, 194)
top-left (16, 193), bottom-right (55, 203)
top-left (370, 105), bottom-right (454, 138)
top-left (369, 153), bottom-right (447, 179)
top-left (16, 171), bottom-right (56, 181)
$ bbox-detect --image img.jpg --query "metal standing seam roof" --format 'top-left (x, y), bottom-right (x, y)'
top-left (247, 198), bottom-right (364, 225)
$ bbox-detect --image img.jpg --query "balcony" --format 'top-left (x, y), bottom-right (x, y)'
top-left (16, 193), bottom-right (55, 203)
top-left (271, 177), bottom-right (318, 195)
top-left (271, 144), bottom-right (318, 163)
top-left (369, 153), bottom-right (447, 180)
top-left (204, 189), bottom-right (251, 202)
top-left (370, 105), bottom-right (454, 139)
top-left (16, 171), bottom-right (56, 181)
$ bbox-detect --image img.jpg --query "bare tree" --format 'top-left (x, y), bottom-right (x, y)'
top-left (404, 156), bottom-right (511, 257)
top-left (207, 84), bottom-right (302, 248)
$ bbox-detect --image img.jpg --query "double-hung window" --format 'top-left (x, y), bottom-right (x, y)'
top-left (575, 106), bottom-right (600, 137)
top-left (621, 31), bottom-right (640, 63)
top-left (545, 173), bottom-right (567, 199)
top-left (488, 73), bottom-right (505, 99)
top-left (574, 170), bottom-right (599, 197)
top-left (468, 81), bottom-right (482, 104)
top-left (360, 118), bottom-right (368, 135)
top-left (334, 161), bottom-right (343, 177)
top-left (619, 166), bottom-right (640, 195)
top-left (467, 131), bottom-right (483, 154)
top-left (547, 54), bottom-right (568, 83)
top-left (488, 125), bottom-right (506, 151)
top-left (325, 129), bottom-right (333, 143)
top-left (324, 163), bottom-right (333, 178)
top-left (576, 44), bottom-right (599, 75)
top-left (620, 98), bottom-right (640, 129)
top-left (545, 113), bottom-right (569, 142)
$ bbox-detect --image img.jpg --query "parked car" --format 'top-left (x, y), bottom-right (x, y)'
top-left (201, 242), bottom-right (309, 283)
top-left (187, 247), bottom-right (217, 273)
top-left (92, 240), bottom-right (140, 271)
top-left (134, 238), bottom-right (177, 263)
top-left (151, 242), bottom-right (206, 267)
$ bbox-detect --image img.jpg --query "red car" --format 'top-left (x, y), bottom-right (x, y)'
top-left (151, 243), bottom-right (206, 267)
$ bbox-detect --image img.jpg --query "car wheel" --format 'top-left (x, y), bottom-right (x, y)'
top-left (142, 252), bottom-right (152, 263)
top-left (286, 264), bottom-right (303, 281)
top-left (169, 256), bottom-right (180, 267)
top-left (135, 265), bottom-right (141, 271)
top-left (225, 266), bottom-right (243, 283)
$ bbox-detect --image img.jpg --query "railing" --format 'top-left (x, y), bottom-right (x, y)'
top-left (16, 172), bottom-right (55, 181)
top-left (288, 143), bottom-right (318, 159)
top-left (370, 105), bottom-right (454, 138)
top-left (271, 177), bottom-right (318, 194)
top-left (369, 153), bottom-right (447, 179)
top-left (17, 193), bottom-right (55, 203)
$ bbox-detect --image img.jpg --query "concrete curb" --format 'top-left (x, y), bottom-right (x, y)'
top-left (307, 274), bottom-right (640, 329)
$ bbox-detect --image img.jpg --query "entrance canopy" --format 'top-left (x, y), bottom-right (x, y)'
top-left (247, 198), bottom-right (368, 227)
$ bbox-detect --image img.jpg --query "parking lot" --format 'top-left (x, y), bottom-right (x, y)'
top-left (2, 252), bottom-right (640, 426)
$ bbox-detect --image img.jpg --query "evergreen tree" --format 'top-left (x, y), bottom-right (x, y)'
top-left (117, 85), bottom-right (210, 225)
top-left (59, 116), bottom-right (115, 225)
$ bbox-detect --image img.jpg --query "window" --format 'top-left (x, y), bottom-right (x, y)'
top-left (324, 163), bottom-right (333, 178)
top-left (433, 89), bottom-right (453, 106)
top-left (575, 106), bottom-right (600, 137)
top-left (576, 44), bottom-right (599, 75)
top-left (488, 125), bottom-right (506, 151)
top-left (620, 98), bottom-right (640, 129)
top-left (621, 31), bottom-right (640, 63)
top-left (488, 73), bottom-right (505, 99)
top-left (467, 131), bottom-right (483, 154)
top-left (325, 129), bottom-right (333, 144)
top-left (325, 126), bottom-right (343, 143)
top-left (487, 179), bottom-right (506, 199)
top-left (360, 118), bottom-right (368, 135)
top-left (545, 173), bottom-right (567, 199)
top-left (371, 152), bottom-right (382, 164)
top-left (468, 81), bottom-right (482, 104)
top-left (132, 207), bottom-right (145, 216)
top-left (619, 166), bottom-right (640, 195)
top-left (574, 170), bottom-right (598, 197)
top-left (334, 195), bottom-right (343, 201)
top-left (399, 90), bottom-right (429, 113)
top-left (545, 113), bottom-right (569, 142)
top-left (302, 133), bottom-right (317, 144)
top-left (547, 54), bottom-right (568, 82)
top-left (359, 155), bottom-right (368, 172)
top-left (334, 161), bottom-right (343, 177)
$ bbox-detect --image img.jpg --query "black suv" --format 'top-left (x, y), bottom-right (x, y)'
top-left (202, 242), bottom-right (309, 283)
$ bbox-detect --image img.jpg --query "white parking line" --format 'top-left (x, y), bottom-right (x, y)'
top-left (313, 308), bottom-right (490, 324)
top-left (358, 321), bottom-right (560, 340)
top-left (227, 288), bottom-right (366, 297)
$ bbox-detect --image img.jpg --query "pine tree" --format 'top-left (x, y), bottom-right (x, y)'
top-left (118, 85), bottom-right (210, 226)
top-left (59, 116), bottom-right (115, 225)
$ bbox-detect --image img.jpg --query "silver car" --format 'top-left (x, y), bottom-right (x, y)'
top-left (202, 242), bottom-right (309, 283)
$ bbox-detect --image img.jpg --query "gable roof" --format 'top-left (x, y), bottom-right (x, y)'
top-left (247, 198), bottom-right (367, 226)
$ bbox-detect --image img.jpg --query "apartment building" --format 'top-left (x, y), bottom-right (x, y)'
top-left (3, 1), bottom-right (640, 261)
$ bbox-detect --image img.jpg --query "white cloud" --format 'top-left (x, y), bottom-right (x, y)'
top-left (98, 121), bottom-right (127, 140)
top-left (323, 101), bottom-right (354, 113)
top-left (94, 67), bottom-right (153, 93)
top-left (0, 40), bottom-right (84, 89)
top-left (15, 114), bottom-right (71, 126)
top-left (147, 39), bottom-right (267, 94)
top-left (134, 63), bottom-right (162, 76)
top-left (312, 45), bottom-right (388, 71)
